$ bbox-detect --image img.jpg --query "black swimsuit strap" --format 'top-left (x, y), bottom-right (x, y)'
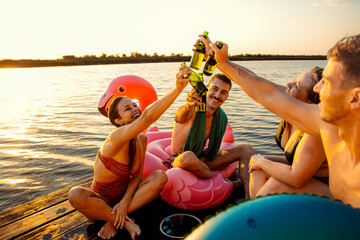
top-left (284, 130), bottom-right (304, 165)
top-left (275, 119), bottom-right (286, 151)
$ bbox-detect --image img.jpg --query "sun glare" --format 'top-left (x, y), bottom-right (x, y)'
top-left (0, 178), bottom-right (28, 185)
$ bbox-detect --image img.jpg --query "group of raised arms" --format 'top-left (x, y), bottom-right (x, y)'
top-left (68, 33), bottom-right (360, 239)
top-left (200, 33), bottom-right (360, 210)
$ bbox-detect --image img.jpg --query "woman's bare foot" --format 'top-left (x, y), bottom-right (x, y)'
top-left (98, 221), bottom-right (117, 239)
top-left (124, 220), bottom-right (141, 240)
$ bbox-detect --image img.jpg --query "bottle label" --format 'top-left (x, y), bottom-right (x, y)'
top-left (196, 102), bottom-right (206, 112)
top-left (190, 52), bottom-right (204, 70)
top-left (202, 41), bottom-right (223, 76)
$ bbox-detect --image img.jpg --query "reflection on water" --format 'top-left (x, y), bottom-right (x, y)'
top-left (0, 60), bottom-right (327, 211)
top-left (0, 178), bottom-right (28, 185)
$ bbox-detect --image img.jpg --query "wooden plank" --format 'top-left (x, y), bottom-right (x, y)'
top-left (16, 211), bottom-right (91, 240)
top-left (53, 220), bottom-right (133, 240)
top-left (0, 177), bottom-right (92, 228)
top-left (0, 178), bottom-right (245, 240)
top-left (53, 221), bottom-right (101, 240)
top-left (0, 200), bottom-right (77, 239)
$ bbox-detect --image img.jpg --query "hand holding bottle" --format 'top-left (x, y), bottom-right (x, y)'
top-left (181, 62), bottom-right (207, 96)
top-left (209, 41), bottom-right (230, 67)
top-left (181, 62), bottom-right (207, 112)
top-left (190, 31), bottom-right (209, 70)
top-left (176, 65), bottom-right (192, 90)
top-left (203, 41), bottom-right (223, 76)
top-left (185, 89), bottom-right (202, 110)
top-left (199, 35), bottom-right (214, 59)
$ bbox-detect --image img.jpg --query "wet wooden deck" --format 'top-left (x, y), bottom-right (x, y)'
top-left (0, 178), bottom-right (96, 240)
top-left (0, 177), bottom-right (244, 240)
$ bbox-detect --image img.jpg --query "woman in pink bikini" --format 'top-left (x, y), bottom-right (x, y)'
top-left (68, 66), bottom-right (191, 240)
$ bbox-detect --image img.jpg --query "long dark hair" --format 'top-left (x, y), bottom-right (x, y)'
top-left (307, 66), bottom-right (323, 104)
top-left (108, 96), bottom-right (136, 172)
top-left (283, 67), bottom-right (323, 137)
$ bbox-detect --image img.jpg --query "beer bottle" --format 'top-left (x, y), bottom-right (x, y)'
top-left (181, 62), bottom-right (208, 112)
top-left (182, 62), bottom-right (208, 96)
top-left (189, 31), bottom-right (209, 70)
top-left (202, 41), bottom-right (223, 76)
top-left (194, 73), bottom-right (207, 112)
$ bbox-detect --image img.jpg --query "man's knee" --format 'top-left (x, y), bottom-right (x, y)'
top-left (239, 143), bottom-right (254, 156)
top-left (173, 151), bottom-right (197, 168)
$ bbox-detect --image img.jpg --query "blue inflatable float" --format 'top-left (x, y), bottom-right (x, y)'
top-left (186, 194), bottom-right (360, 240)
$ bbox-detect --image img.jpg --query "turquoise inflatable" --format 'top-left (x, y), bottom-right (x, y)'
top-left (186, 194), bottom-right (360, 240)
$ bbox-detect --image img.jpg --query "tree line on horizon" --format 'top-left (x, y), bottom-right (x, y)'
top-left (0, 52), bottom-right (326, 68)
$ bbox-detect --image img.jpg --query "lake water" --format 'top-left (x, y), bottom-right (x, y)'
top-left (0, 60), bottom-right (327, 212)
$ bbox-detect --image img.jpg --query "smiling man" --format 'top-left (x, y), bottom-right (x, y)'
top-left (169, 71), bottom-right (254, 198)
top-left (206, 34), bottom-right (360, 208)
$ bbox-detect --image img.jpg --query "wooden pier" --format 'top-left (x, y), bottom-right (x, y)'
top-left (0, 178), bottom-right (97, 239)
top-left (0, 177), bottom-right (244, 239)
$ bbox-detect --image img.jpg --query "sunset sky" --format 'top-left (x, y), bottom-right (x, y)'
top-left (1, 0), bottom-right (359, 59)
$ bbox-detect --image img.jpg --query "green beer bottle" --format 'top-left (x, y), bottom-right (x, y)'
top-left (189, 31), bottom-right (209, 70)
top-left (189, 72), bottom-right (207, 112)
top-left (181, 62), bottom-right (208, 112)
top-left (181, 62), bottom-right (208, 96)
top-left (202, 41), bottom-right (223, 76)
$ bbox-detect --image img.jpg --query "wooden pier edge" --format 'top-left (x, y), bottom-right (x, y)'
top-left (0, 177), bottom-right (96, 239)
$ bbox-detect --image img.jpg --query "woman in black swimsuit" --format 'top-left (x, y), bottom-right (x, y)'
top-left (248, 67), bottom-right (332, 199)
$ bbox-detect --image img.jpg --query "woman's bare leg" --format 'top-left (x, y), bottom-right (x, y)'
top-left (263, 155), bottom-right (290, 164)
top-left (249, 169), bottom-right (270, 199)
top-left (68, 186), bottom-right (114, 220)
top-left (256, 177), bottom-right (333, 198)
top-left (68, 186), bottom-right (119, 239)
top-left (248, 155), bottom-right (288, 199)
top-left (68, 186), bottom-right (144, 239)
top-left (127, 170), bottom-right (168, 213)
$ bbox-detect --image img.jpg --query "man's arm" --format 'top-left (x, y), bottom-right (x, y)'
top-left (210, 42), bottom-right (321, 136)
top-left (175, 104), bottom-right (194, 123)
